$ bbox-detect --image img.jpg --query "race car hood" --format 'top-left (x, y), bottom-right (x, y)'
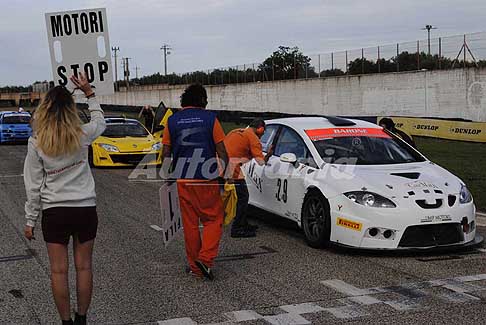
top-left (94, 136), bottom-right (158, 153)
top-left (313, 161), bottom-right (465, 202)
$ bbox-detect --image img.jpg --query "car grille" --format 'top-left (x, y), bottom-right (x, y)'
top-left (448, 195), bottom-right (457, 207)
top-left (415, 199), bottom-right (443, 209)
top-left (110, 153), bottom-right (158, 165)
top-left (398, 223), bottom-right (464, 248)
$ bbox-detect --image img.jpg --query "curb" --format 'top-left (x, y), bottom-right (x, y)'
top-left (477, 212), bottom-right (486, 227)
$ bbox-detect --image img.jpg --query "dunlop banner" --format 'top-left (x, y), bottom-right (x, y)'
top-left (377, 117), bottom-right (486, 143)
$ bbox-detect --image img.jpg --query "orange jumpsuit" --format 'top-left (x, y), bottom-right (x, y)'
top-left (162, 114), bottom-right (226, 275)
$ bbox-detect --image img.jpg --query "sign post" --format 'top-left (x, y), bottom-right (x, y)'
top-left (45, 8), bottom-right (114, 95)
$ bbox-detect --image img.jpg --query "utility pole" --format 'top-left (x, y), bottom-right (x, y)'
top-left (122, 57), bottom-right (131, 90)
top-left (421, 25), bottom-right (437, 56)
top-left (160, 44), bottom-right (172, 77)
top-left (135, 65), bottom-right (140, 79)
top-left (111, 46), bottom-right (120, 91)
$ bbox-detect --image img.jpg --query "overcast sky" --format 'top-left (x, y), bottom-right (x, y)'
top-left (1, 0), bottom-right (486, 86)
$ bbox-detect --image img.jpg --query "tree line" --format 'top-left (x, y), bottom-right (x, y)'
top-left (129, 46), bottom-right (486, 87)
top-left (3, 46), bottom-right (486, 91)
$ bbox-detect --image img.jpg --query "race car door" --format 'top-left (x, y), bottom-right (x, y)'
top-left (264, 126), bottom-right (312, 222)
top-left (245, 124), bottom-right (280, 210)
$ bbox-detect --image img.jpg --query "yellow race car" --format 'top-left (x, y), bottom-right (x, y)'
top-left (89, 117), bottom-right (162, 167)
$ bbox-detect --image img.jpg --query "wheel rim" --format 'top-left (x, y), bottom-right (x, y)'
top-left (303, 197), bottom-right (326, 242)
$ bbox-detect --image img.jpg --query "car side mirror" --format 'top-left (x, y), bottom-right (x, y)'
top-left (280, 153), bottom-right (298, 166)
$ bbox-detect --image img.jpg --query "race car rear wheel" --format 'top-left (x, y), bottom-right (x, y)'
top-left (302, 190), bottom-right (331, 248)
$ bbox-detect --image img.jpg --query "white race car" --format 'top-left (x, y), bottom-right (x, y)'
top-left (244, 117), bottom-right (483, 250)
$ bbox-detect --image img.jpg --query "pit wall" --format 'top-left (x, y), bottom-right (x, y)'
top-left (91, 68), bottom-right (486, 122)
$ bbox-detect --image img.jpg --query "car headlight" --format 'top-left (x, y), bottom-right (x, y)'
top-left (151, 142), bottom-right (161, 151)
top-left (459, 184), bottom-right (473, 204)
top-left (344, 191), bottom-right (396, 208)
top-left (98, 143), bottom-right (119, 152)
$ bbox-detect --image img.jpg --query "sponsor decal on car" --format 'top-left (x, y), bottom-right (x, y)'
top-left (405, 181), bottom-right (439, 189)
top-left (336, 217), bottom-right (362, 231)
top-left (305, 128), bottom-right (391, 141)
top-left (420, 214), bottom-right (452, 223)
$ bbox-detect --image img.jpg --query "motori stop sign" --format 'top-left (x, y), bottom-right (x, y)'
top-left (45, 8), bottom-right (114, 95)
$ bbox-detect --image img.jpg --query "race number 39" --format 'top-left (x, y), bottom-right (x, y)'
top-left (45, 8), bottom-right (114, 95)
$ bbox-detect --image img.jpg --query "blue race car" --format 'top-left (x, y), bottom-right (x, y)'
top-left (0, 111), bottom-right (32, 144)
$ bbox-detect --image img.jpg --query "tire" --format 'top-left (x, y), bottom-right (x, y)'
top-left (301, 190), bottom-right (331, 248)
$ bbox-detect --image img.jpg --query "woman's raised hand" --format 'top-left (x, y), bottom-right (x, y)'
top-left (70, 73), bottom-right (94, 97)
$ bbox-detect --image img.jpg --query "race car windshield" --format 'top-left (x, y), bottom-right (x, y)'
top-left (312, 134), bottom-right (425, 165)
top-left (3, 115), bottom-right (30, 124)
top-left (102, 124), bottom-right (149, 137)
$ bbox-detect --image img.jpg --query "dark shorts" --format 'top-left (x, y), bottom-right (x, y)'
top-left (41, 206), bottom-right (98, 245)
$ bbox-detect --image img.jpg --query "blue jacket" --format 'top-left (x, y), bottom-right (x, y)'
top-left (167, 108), bottom-right (219, 179)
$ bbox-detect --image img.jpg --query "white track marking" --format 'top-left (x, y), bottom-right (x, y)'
top-left (263, 313), bottom-right (311, 325)
top-left (158, 273), bottom-right (486, 324)
top-left (439, 292), bottom-right (481, 303)
top-left (383, 300), bottom-right (422, 311)
top-left (320, 279), bottom-right (373, 296)
top-left (279, 303), bottom-right (325, 315)
top-left (223, 310), bottom-right (263, 322)
top-left (347, 295), bottom-right (382, 305)
top-left (322, 305), bottom-right (370, 319)
top-left (158, 318), bottom-right (197, 325)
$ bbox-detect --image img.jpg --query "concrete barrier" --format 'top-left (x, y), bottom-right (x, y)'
top-left (85, 67), bottom-right (486, 122)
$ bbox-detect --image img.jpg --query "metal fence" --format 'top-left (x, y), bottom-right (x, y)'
top-left (132, 31), bottom-right (486, 87)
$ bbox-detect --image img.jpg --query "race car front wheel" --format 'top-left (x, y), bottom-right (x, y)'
top-left (302, 190), bottom-right (331, 248)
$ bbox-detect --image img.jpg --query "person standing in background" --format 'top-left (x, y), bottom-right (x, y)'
top-left (138, 105), bottom-right (155, 131)
top-left (224, 119), bottom-right (273, 238)
top-left (161, 84), bottom-right (229, 280)
top-left (23, 73), bottom-right (106, 325)
top-left (379, 117), bottom-right (416, 148)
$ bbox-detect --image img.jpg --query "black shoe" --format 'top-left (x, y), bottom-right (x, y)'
top-left (62, 320), bottom-right (73, 325)
top-left (246, 224), bottom-right (259, 231)
top-left (231, 228), bottom-right (257, 238)
top-left (195, 260), bottom-right (215, 280)
top-left (74, 313), bottom-right (86, 325)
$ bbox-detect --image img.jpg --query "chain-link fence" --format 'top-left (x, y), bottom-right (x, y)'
top-left (129, 31), bottom-right (486, 88)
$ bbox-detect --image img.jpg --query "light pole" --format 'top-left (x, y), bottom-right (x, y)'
top-left (160, 44), bottom-right (172, 77)
top-left (111, 46), bottom-right (120, 91)
top-left (422, 25), bottom-right (437, 56)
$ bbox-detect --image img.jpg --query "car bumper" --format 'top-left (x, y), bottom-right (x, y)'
top-left (332, 234), bottom-right (483, 252)
top-left (0, 135), bottom-right (30, 143)
top-left (93, 150), bottom-right (161, 167)
top-left (328, 195), bottom-right (477, 250)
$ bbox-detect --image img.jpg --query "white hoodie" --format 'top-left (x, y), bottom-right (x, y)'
top-left (23, 97), bottom-right (106, 227)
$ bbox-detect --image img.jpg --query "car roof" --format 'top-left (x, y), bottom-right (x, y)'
top-left (1, 111), bottom-right (30, 116)
top-left (265, 116), bottom-right (380, 130)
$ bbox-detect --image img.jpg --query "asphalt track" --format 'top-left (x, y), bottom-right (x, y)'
top-left (0, 144), bottom-right (485, 325)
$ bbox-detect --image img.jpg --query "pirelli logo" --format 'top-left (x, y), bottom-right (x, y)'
top-left (337, 217), bottom-right (362, 231)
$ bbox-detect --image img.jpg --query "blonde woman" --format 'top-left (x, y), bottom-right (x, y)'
top-left (23, 73), bottom-right (106, 325)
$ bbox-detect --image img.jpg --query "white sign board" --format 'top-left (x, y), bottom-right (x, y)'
top-left (159, 182), bottom-right (183, 247)
top-left (45, 8), bottom-right (114, 95)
